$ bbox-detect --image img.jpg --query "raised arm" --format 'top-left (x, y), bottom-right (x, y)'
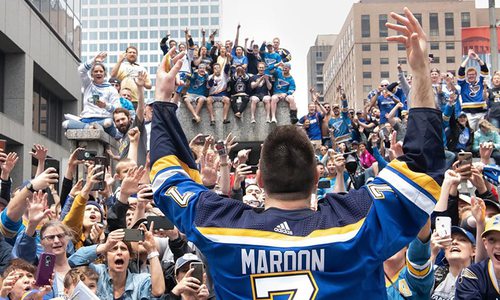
top-left (234, 23), bottom-right (241, 48)
top-left (110, 51), bottom-right (127, 79)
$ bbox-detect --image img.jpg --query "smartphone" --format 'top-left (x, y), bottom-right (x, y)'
top-left (147, 216), bottom-right (175, 231)
top-left (44, 158), bottom-right (59, 173)
top-left (215, 140), bottom-right (226, 156)
top-left (76, 149), bottom-right (97, 161)
top-left (123, 229), bottom-right (144, 242)
top-left (249, 165), bottom-right (259, 174)
top-left (36, 253), bottom-right (55, 286)
top-left (190, 262), bottom-right (204, 283)
top-left (92, 156), bottom-right (107, 191)
top-left (143, 187), bottom-right (153, 201)
top-left (428, 53), bottom-right (434, 59)
top-left (0, 139), bottom-right (6, 152)
top-left (194, 135), bottom-right (209, 145)
top-left (458, 152), bottom-right (472, 167)
top-left (318, 181), bottom-right (331, 189)
top-left (436, 216), bottom-right (451, 238)
top-left (91, 94), bottom-right (100, 104)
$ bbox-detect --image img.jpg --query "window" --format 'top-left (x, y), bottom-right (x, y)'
top-left (363, 72), bottom-right (372, 79)
top-left (110, 43), bottom-right (118, 51)
top-left (99, 44), bottom-right (107, 51)
top-left (398, 43), bottom-right (405, 51)
top-left (89, 8), bottom-right (97, 16)
top-left (180, 6), bottom-right (188, 14)
top-left (170, 18), bottom-right (178, 26)
top-left (316, 64), bottom-right (323, 75)
top-left (445, 12), bottom-right (454, 36)
top-left (130, 19), bottom-right (138, 27)
top-left (0, 52), bottom-right (4, 112)
top-left (130, 31), bottom-right (138, 39)
top-left (120, 7), bottom-right (128, 15)
top-left (379, 14), bottom-right (388, 37)
top-left (461, 12), bottom-right (471, 28)
top-left (140, 19), bottom-right (148, 27)
top-left (380, 43), bottom-right (388, 51)
top-left (432, 56), bottom-right (440, 63)
top-left (150, 31), bottom-right (158, 38)
top-left (363, 85), bottom-right (372, 93)
top-left (150, 19), bottom-right (158, 26)
top-left (201, 5), bottom-right (209, 13)
top-left (201, 17), bottom-right (209, 26)
top-left (362, 44), bottom-right (371, 51)
top-left (446, 56), bottom-right (455, 63)
top-left (99, 32), bottom-right (108, 39)
top-left (429, 13), bottom-right (439, 36)
top-left (170, 6), bottom-right (178, 14)
top-left (140, 55), bottom-right (148, 62)
top-left (191, 18), bottom-right (199, 26)
top-left (211, 5), bottom-right (219, 13)
top-left (414, 13), bottom-right (422, 26)
top-left (190, 6), bottom-right (198, 14)
top-left (89, 32), bottom-right (97, 40)
top-left (119, 19), bottom-right (128, 27)
top-left (362, 58), bottom-right (371, 65)
top-left (99, 8), bottom-right (107, 16)
top-left (110, 20), bottom-right (118, 28)
top-left (119, 31), bottom-right (128, 39)
top-left (380, 58), bottom-right (389, 64)
top-left (180, 18), bottom-right (188, 26)
top-left (160, 7), bottom-right (168, 14)
top-left (398, 57), bottom-right (407, 64)
top-left (32, 81), bottom-right (63, 144)
top-left (140, 31), bottom-right (148, 39)
top-left (140, 43), bottom-right (148, 50)
top-left (99, 20), bottom-right (108, 28)
top-left (160, 18), bottom-right (168, 26)
top-left (380, 71), bottom-right (390, 78)
top-left (430, 42), bottom-right (439, 50)
top-left (119, 43), bottom-right (127, 50)
top-left (361, 15), bottom-right (370, 37)
top-left (211, 17), bottom-right (219, 25)
top-left (150, 54), bottom-right (159, 63)
top-left (130, 7), bottom-right (138, 15)
top-left (90, 20), bottom-right (98, 28)
top-left (110, 32), bottom-right (118, 39)
top-left (150, 7), bottom-right (158, 15)
top-left (191, 30), bottom-right (199, 38)
top-left (446, 42), bottom-right (455, 50)
top-left (110, 8), bottom-right (117, 16)
top-left (150, 42), bottom-right (158, 50)
top-left (89, 44), bottom-right (97, 52)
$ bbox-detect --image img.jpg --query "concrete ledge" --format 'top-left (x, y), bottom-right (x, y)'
top-left (177, 101), bottom-right (292, 142)
top-left (65, 129), bottom-right (113, 144)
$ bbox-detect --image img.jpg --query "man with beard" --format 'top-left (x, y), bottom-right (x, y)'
top-left (113, 71), bottom-right (148, 166)
top-left (111, 46), bottom-right (152, 103)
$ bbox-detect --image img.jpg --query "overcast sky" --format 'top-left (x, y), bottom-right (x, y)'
top-left (220, 0), bottom-right (496, 115)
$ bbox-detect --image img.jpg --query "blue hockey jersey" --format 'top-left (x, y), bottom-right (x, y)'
top-left (150, 102), bottom-right (445, 299)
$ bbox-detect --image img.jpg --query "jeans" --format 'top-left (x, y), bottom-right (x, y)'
top-left (63, 117), bottom-right (118, 138)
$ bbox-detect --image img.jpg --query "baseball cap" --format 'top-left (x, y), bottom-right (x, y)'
top-left (131, 218), bottom-right (147, 229)
top-left (484, 199), bottom-right (500, 214)
top-left (380, 79), bottom-right (390, 86)
top-left (86, 201), bottom-right (104, 222)
top-left (482, 214), bottom-right (500, 237)
top-left (451, 226), bottom-right (476, 245)
top-left (109, 77), bottom-right (121, 84)
top-left (266, 42), bottom-right (273, 46)
top-left (175, 253), bottom-right (201, 275)
top-left (458, 194), bottom-right (472, 205)
top-left (458, 111), bottom-right (467, 117)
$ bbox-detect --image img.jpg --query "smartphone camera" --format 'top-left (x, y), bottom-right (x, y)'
top-left (45, 255), bottom-right (52, 265)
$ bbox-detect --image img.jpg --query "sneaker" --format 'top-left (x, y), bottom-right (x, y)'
top-left (223, 119), bottom-right (230, 124)
top-left (210, 120), bottom-right (216, 126)
top-left (251, 119), bottom-right (256, 124)
top-left (290, 117), bottom-right (299, 124)
top-left (271, 118), bottom-right (277, 124)
top-left (266, 118), bottom-right (271, 123)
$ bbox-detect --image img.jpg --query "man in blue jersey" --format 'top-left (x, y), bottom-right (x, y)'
top-left (270, 63), bottom-right (298, 124)
top-left (328, 92), bottom-right (352, 145)
top-left (183, 64), bottom-right (208, 124)
top-left (298, 103), bottom-right (324, 148)
top-left (457, 48), bottom-right (489, 131)
top-left (150, 8), bottom-right (444, 298)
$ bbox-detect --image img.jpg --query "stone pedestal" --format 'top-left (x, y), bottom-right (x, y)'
top-left (177, 101), bottom-right (293, 143)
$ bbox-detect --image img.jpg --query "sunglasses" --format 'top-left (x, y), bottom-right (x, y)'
top-left (42, 233), bottom-right (67, 241)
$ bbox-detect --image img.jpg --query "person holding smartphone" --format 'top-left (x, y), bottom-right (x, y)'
top-left (166, 254), bottom-right (209, 300)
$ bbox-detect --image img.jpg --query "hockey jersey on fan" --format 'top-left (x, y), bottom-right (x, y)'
top-left (150, 102), bottom-right (444, 299)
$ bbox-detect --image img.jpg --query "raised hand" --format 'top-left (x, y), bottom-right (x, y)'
top-left (225, 132), bottom-right (238, 154)
top-left (1, 152), bottom-right (19, 179)
top-left (121, 166), bottom-right (147, 196)
top-left (333, 154), bottom-right (346, 174)
top-left (139, 222), bottom-right (157, 254)
top-left (156, 46), bottom-right (185, 101)
top-left (27, 191), bottom-right (52, 226)
top-left (0, 271), bottom-right (19, 298)
top-left (31, 168), bottom-right (59, 191)
top-left (134, 71), bottom-right (147, 88)
top-left (30, 144), bottom-right (48, 162)
top-left (443, 169), bottom-right (461, 186)
top-left (128, 127), bottom-right (140, 144)
top-left (386, 7), bottom-right (428, 73)
top-left (94, 52), bottom-right (107, 64)
top-left (200, 151), bottom-right (218, 187)
top-left (471, 196), bottom-right (486, 226)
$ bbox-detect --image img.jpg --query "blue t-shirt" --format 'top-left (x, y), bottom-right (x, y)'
top-left (456, 127), bottom-right (470, 151)
top-left (299, 113), bottom-right (323, 140)
top-left (187, 72), bottom-right (208, 96)
top-left (273, 68), bottom-right (295, 95)
top-left (233, 55), bottom-right (248, 67)
top-left (377, 95), bottom-right (399, 124)
top-left (263, 52), bottom-right (282, 75)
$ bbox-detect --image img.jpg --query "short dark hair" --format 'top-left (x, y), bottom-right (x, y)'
top-left (113, 107), bottom-right (131, 119)
top-left (3, 259), bottom-right (36, 277)
top-left (260, 126), bottom-right (316, 200)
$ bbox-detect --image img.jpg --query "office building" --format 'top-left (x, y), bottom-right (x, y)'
top-left (323, 0), bottom-right (500, 110)
top-left (80, 0), bottom-right (222, 99)
top-left (0, 0), bottom-right (82, 184)
top-left (306, 34), bottom-right (337, 103)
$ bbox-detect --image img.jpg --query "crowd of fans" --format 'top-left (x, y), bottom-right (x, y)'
top-left (0, 12), bottom-right (498, 300)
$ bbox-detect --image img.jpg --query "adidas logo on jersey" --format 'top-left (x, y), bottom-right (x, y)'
top-left (274, 221), bottom-right (293, 235)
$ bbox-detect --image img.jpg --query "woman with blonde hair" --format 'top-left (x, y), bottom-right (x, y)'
top-left (473, 119), bottom-right (500, 164)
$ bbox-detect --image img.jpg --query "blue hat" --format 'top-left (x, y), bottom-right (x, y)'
top-left (451, 226), bottom-right (476, 245)
top-left (86, 201), bottom-right (104, 222)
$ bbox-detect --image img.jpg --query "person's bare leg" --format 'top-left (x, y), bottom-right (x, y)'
top-left (263, 96), bottom-right (271, 122)
top-left (222, 96), bottom-right (231, 122)
top-left (184, 97), bottom-right (199, 121)
top-left (271, 95), bottom-right (279, 123)
top-left (207, 96), bottom-right (215, 121)
top-left (250, 96), bottom-right (258, 123)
